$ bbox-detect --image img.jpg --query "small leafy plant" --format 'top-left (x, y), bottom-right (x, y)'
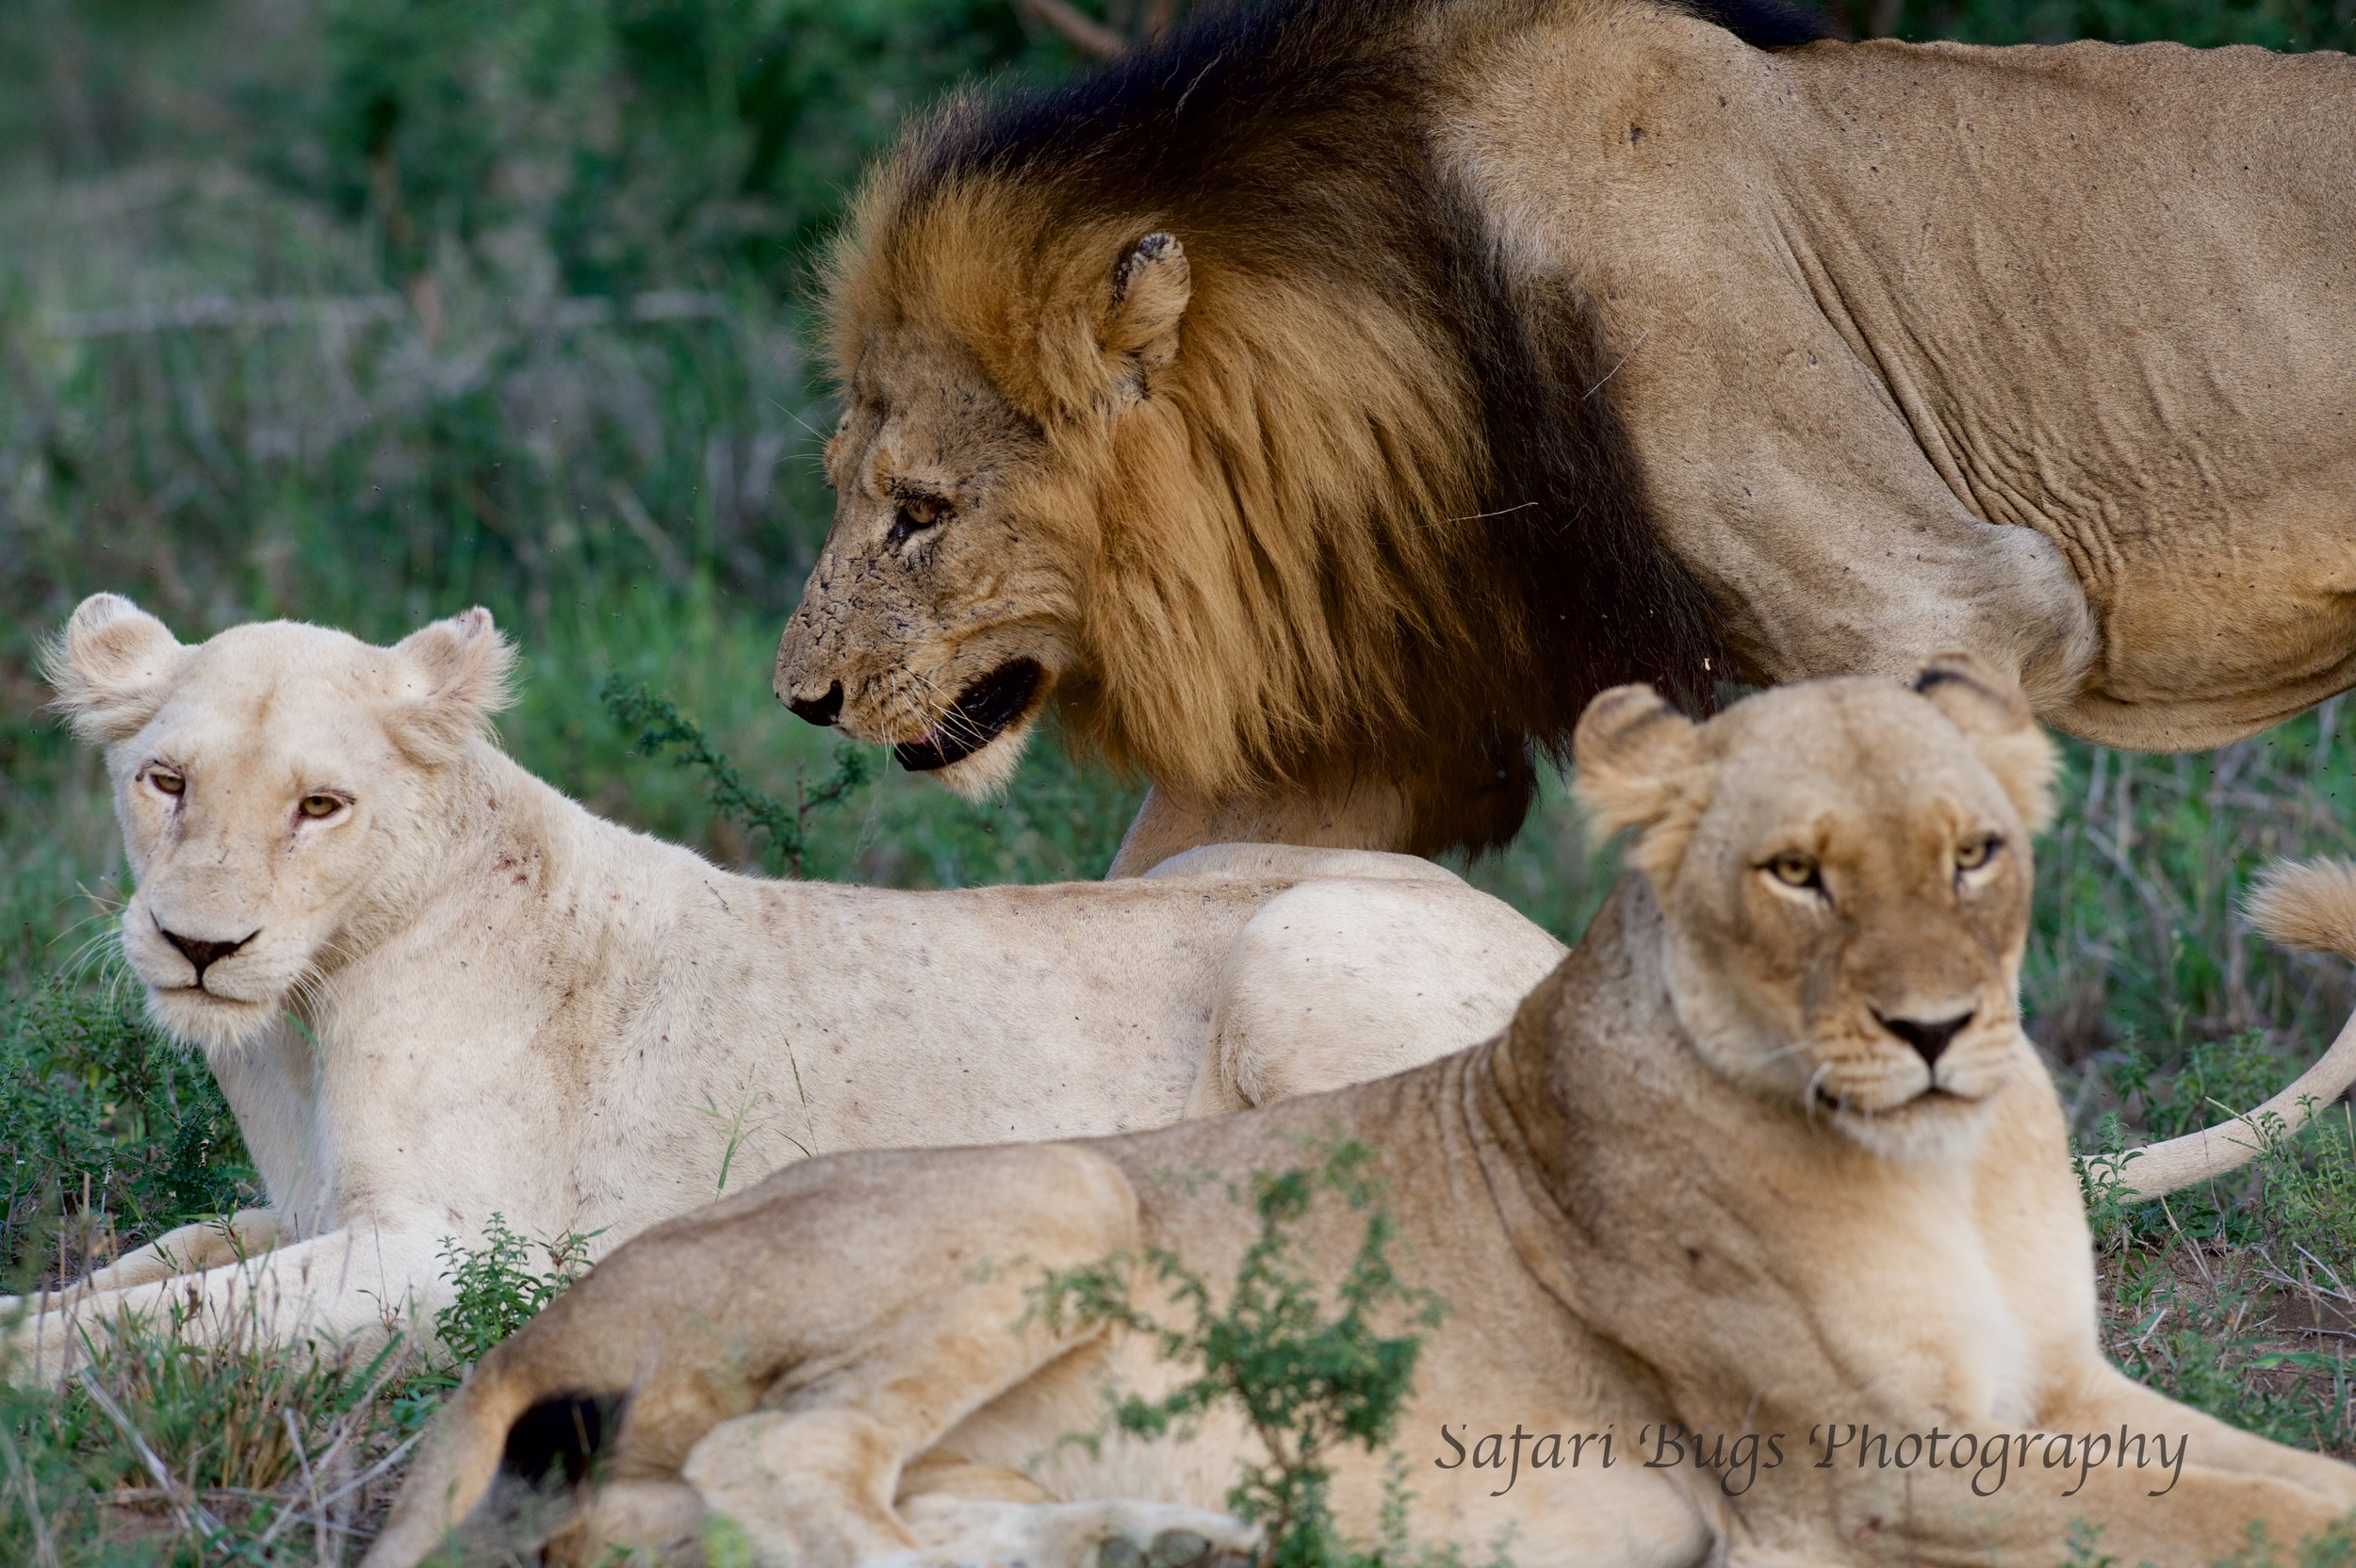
top-left (1035, 1141), bottom-right (1457, 1568)
top-left (430, 1214), bottom-right (597, 1371)
top-left (600, 677), bottom-right (873, 877)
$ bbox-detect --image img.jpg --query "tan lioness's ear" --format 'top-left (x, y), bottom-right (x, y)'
top-left (1574, 683), bottom-right (1703, 836)
top-left (46, 593), bottom-right (186, 744)
top-left (385, 607), bottom-right (516, 763)
top-left (1911, 652), bottom-right (2055, 831)
top-left (1100, 232), bottom-right (1189, 399)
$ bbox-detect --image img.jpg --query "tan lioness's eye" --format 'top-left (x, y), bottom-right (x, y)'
top-left (300, 793), bottom-right (344, 819)
top-left (147, 768), bottom-right (185, 796)
top-left (1766, 852), bottom-right (1819, 889)
top-left (1956, 835), bottom-right (2001, 872)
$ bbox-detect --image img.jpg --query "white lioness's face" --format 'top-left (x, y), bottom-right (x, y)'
top-left (48, 595), bottom-right (512, 1053)
top-left (1576, 658), bottom-right (2054, 1159)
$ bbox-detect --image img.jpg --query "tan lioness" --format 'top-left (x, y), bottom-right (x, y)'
top-left (10, 594), bottom-right (1564, 1380)
top-left (370, 657), bottom-right (2356, 1568)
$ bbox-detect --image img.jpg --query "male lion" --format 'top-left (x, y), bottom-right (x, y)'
top-left (369, 658), bottom-right (2356, 1568)
top-left (773, 0), bottom-right (2356, 878)
top-left (11, 593), bottom-right (1565, 1379)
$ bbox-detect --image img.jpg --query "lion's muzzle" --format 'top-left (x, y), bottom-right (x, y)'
top-left (786, 682), bottom-right (843, 727)
top-left (1874, 1008), bottom-right (1973, 1069)
top-left (894, 659), bottom-right (1046, 772)
top-left (158, 923), bottom-right (257, 988)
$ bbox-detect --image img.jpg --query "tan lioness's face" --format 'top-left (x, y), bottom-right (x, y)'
top-left (1576, 659), bottom-right (2053, 1158)
top-left (48, 595), bottom-right (512, 1052)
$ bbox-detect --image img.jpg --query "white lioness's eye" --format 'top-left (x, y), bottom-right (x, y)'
top-left (1766, 852), bottom-right (1819, 889)
top-left (1955, 835), bottom-right (2001, 872)
top-left (147, 768), bottom-right (185, 797)
top-left (299, 793), bottom-right (345, 819)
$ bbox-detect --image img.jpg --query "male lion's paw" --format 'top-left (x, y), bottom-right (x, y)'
top-left (886, 1495), bottom-right (1258, 1568)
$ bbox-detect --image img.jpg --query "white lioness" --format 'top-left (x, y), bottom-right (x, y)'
top-left (371, 658), bottom-right (2356, 1568)
top-left (12, 594), bottom-right (1564, 1379)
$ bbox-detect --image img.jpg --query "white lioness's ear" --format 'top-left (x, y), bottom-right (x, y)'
top-left (1100, 232), bottom-right (1189, 399)
top-left (385, 607), bottom-right (516, 763)
top-left (1910, 652), bottom-right (2055, 831)
top-left (1574, 685), bottom-right (1708, 882)
top-left (46, 593), bottom-right (186, 744)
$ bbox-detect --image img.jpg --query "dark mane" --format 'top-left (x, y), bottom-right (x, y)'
top-left (894, 0), bottom-right (1789, 850)
top-left (1684, 0), bottom-right (1830, 48)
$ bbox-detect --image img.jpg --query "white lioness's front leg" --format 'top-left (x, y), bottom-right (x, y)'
top-left (0, 1209), bottom-right (285, 1322)
top-left (6, 1222), bottom-right (436, 1382)
top-left (74, 1208), bottom-right (285, 1294)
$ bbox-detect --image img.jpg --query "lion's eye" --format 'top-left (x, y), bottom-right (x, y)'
top-left (887, 494), bottom-right (950, 546)
top-left (1766, 851), bottom-right (1821, 890)
top-left (1955, 835), bottom-right (2001, 873)
top-left (299, 793), bottom-right (346, 820)
top-left (146, 767), bottom-right (185, 797)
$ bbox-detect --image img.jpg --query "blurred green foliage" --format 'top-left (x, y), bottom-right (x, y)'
top-left (310, 0), bottom-right (1053, 291)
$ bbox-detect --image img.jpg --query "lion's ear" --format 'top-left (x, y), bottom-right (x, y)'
top-left (1573, 685), bottom-right (1708, 883)
top-left (47, 593), bottom-right (187, 744)
top-left (1099, 232), bottom-right (1189, 399)
top-left (1911, 652), bottom-right (2055, 831)
top-left (385, 607), bottom-right (516, 763)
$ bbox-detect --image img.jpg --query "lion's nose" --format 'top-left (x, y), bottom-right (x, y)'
top-left (1875, 1009), bottom-right (1974, 1068)
top-left (159, 926), bottom-right (255, 986)
top-left (786, 681), bottom-right (844, 727)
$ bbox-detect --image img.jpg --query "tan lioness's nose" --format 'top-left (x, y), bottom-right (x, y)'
top-left (1874, 1009), bottom-right (1974, 1068)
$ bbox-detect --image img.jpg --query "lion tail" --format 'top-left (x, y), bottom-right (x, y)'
top-left (2089, 858), bottom-right (2356, 1201)
top-left (358, 1347), bottom-right (551, 1568)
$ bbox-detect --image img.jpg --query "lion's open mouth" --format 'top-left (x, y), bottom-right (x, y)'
top-left (893, 660), bottom-right (1045, 772)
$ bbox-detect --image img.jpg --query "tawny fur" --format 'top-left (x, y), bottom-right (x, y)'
top-left (368, 662), bottom-right (2356, 1568)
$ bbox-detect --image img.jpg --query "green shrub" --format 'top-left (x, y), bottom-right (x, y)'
top-left (0, 975), bottom-right (254, 1293)
top-left (602, 675), bottom-right (872, 876)
top-left (1035, 1142), bottom-right (1467, 1568)
top-left (430, 1215), bottom-right (596, 1372)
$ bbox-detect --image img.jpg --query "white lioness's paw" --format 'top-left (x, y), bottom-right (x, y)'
top-left (884, 1495), bottom-right (1258, 1568)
